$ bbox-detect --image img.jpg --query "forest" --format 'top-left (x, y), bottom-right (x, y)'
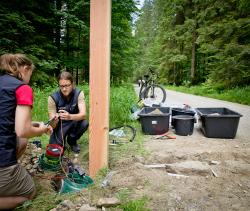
top-left (0, 0), bottom-right (250, 89)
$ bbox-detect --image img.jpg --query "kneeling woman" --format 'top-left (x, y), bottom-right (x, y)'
top-left (0, 53), bottom-right (52, 209)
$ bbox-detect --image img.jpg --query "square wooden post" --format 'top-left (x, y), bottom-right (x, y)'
top-left (89, 0), bottom-right (111, 177)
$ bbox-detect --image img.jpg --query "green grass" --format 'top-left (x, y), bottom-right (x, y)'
top-left (118, 196), bottom-right (151, 211)
top-left (166, 85), bottom-right (250, 105)
top-left (17, 83), bottom-right (151, 211)
top-left (110, 83), bottom-right (139, 127)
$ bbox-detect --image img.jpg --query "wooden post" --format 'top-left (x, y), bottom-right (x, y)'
top-left (89, 0), bottom-right (111, 177)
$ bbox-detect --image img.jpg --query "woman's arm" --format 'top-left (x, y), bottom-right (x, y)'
top-left (15, 105), bottom-right (52, 138)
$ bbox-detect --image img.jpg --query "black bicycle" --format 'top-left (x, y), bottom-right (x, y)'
top-left (138, 68), bottom-right (166, 104)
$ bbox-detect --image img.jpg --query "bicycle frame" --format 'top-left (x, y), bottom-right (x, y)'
top-left (138, 68), bottom-right (166, 103)
top-left (139, 70), bottom-right (157, 97)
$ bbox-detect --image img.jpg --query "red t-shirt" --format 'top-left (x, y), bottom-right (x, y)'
top-left (15, 85), bottom-right (33, 106)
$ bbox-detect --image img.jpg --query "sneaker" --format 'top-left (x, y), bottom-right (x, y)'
top-left (71, 144), bottom-right (80, 153)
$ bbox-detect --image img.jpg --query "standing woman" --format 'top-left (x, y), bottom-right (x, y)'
top-left (0, 53), bottom-right (52, 209)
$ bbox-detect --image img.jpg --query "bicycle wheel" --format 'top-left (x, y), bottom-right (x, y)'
top-left (142, 84), bottom-right (166, 104)
top-left (109, 125), bottom-right (136, 145)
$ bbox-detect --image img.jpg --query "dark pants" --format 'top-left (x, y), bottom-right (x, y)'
top-left (49, 119), bottom-right (89, 146)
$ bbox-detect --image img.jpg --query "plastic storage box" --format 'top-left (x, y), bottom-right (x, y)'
top-left (138, 107), bottom-right (170, 135)
top-left (196, 107), bottom-right (242, 138)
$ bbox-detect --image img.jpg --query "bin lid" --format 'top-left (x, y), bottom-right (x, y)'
top-left (172, 107), bottom-right (196, 114)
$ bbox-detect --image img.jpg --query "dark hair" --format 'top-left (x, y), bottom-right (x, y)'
top-left (58, 71), bottom-right (74, 84)
top-left (0, 53), bottom-right (34, 80)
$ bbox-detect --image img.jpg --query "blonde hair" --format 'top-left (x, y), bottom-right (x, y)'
top-left (0, 53), bottom-right (34, 80)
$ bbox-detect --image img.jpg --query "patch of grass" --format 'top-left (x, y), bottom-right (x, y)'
top-left (166, 85), bottom-right (250, 105)
top-left (110, 84), bottom-right (138, 127)
top-left (116, 188), bottom-right (132, 201)
top-left (118, 196), bottom-right (151, 211)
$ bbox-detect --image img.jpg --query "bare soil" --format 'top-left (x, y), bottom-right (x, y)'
top-left (109, 88), bottom-right (250, 211)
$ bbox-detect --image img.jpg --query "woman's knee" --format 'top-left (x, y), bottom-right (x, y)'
top-left (82, 119), bottom-right (89, 131)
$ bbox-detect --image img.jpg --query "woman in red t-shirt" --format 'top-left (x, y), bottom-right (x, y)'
top-left (0, 53), bottom-right (53, 210)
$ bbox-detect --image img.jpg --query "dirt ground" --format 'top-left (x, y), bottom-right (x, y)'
top-left (109, 88), bottom-right (250, 211)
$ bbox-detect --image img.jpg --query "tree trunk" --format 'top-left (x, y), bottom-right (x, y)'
top-left (55, 0), bottom-right (62, 52)
top-left (66, 23), bottom-right (69, 72)
top-left (191, 30), bottom-right (197, 82)
top-left (76, 66), bottom-right (79, 85)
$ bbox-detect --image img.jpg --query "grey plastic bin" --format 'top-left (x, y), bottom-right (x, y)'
top-left (196, 107), bottom-right (242, 139)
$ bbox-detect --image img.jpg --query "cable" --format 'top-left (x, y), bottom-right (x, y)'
top-left (59, 117), bottom-right (69, 177)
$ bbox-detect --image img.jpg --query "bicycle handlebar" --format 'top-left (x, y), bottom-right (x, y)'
top-left (142, 67), bottom-right (157, 81)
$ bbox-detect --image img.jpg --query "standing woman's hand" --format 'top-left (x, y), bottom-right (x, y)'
top-left (16, 105), bottom-right (53, 138)
top-left (32, 122), bottom-right (53, 135)
top-left (40, 123), bottom-right (53, 135)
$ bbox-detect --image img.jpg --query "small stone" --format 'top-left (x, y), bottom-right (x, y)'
top-left (136, 185), bottom-right (144, 190)
top-left (26, 164), bottom-right (32, 170)
top-left (209, 160), bottom-right (220, 165)
top-left (235, 145), bottom-right (239, 148)
top-left (76, 203), bottom-right (82, 209)
top-left (49, 208), bottom-right (57, 211)
top-left (33, 163), bottom-right (39, 169)
top-left (97, 197), bottom-right (120, 208)
top-left (28, 169), bottom-right (36, 176)
top-left (60, 200), bottom-right (75, 209)
top-left (56, 205), bottom-right (62, 210)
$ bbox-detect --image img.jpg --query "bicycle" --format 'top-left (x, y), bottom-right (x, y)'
top-left (109, 125), bottom-right (136, 145)
top-left (138, 68), bottom-right (166, 104)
